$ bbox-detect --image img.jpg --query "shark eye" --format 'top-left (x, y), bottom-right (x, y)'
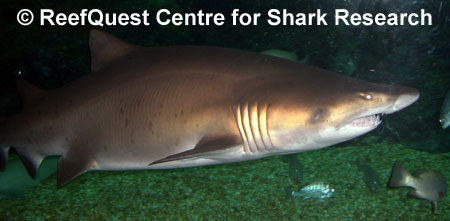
top-left (310, 108), bottom-right (328, 123)
top-left (359, 93), bottom-right (373, 100)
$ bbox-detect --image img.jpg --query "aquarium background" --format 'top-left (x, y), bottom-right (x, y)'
top-left (0, 0), bottom-right (449, 220)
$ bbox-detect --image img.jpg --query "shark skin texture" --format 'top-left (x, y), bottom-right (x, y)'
top-left (0, 30), bottom-right (420, 186)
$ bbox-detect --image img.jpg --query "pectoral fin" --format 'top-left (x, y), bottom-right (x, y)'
top-left (57, 150), bottom-right (97, 186)
top-left (149, 135), bottom-right (241, 166)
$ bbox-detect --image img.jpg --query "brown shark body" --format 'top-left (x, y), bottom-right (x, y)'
top-left (0, 30), bottom-right (419, 186)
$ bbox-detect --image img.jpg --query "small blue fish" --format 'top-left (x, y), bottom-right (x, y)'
top-left (290, 182), bottom-right (335, 200)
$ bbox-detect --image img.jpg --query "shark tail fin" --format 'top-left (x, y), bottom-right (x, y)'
top-left (387, 161), bottom-right (412, 188)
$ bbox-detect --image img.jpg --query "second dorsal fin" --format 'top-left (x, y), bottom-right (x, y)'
top-left (89, 30), bottom-right (136, 72)
top-left (16, 77), bottom-right (47, 109)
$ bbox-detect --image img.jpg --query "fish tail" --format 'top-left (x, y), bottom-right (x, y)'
top-left (387, 161), bottom-right (412, 188)
top-left (432, 201), bottom-right (439, 214)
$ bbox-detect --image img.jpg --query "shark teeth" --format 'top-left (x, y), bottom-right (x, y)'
top-left (349, 114), bottom-right (382, 127)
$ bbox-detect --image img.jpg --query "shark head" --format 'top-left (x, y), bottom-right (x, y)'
top-left (265, 72), bottom-right (419, 152)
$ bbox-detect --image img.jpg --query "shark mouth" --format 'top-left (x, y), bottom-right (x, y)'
top-left (347, 114), bottom-right (382, 128)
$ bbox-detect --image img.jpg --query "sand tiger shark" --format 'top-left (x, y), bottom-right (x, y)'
top-left (0, 30), bottom-right (419, 186)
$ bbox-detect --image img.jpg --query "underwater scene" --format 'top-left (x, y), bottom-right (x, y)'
top-left (0, 0), bottom-right (449, 220)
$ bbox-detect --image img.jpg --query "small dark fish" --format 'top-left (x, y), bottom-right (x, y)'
top-left (283, 154), bottom-right (303, 184)
top-left (387, 161), bottom-right (447, 213)
top-left (439, 90), bottom-right (450, 129)
top-left (355, 158), bottom-right (380, 192)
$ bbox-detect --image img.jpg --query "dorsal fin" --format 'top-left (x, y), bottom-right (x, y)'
top-left (16, 78), bottom-right (47, 109)
top-left (89, 29), bottom-right (136, 72)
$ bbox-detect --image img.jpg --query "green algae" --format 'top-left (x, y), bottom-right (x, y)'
top-left (1, 138), bottom-right (448, 220)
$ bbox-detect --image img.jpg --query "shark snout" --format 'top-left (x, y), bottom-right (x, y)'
top-left (386, 86), bottom-right (419, 114)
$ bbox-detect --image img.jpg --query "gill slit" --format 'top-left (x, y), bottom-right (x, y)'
top-left (234, 103), bottom-right (250, 153)
top-left (234, 102), bottom-right (274, 153)
top-left (241, 103), bottom-right (257, 153)
top-left (260, 103), bottom-right (273, 150)
top-left (249, 102), bottom-right (265, 152)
